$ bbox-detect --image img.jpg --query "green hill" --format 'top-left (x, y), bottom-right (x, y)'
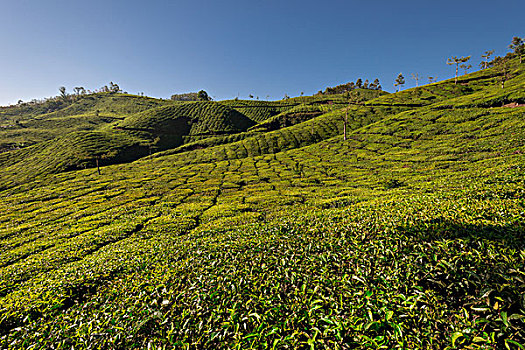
top-left (219, 99), bottom-right (298, 123)
top-left (0, 56), bottom-right (524, 349)
top-left (0, 93), bottom-right (170, 152)
top-left (0, 101), bottom-right (258, 188)
top-left (117, 101), bottom-right (255, 141)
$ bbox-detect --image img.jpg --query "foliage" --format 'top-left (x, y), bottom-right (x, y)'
top-left (318, 78), bottom-right (383, 95)
top-left (509, 36), bottom-right (524, 63)
top-left (447, 56), bottom-right (471, 84)
top-left (0, 54), bottom-right (525, 349)
top-left (394, 73), bottom-right (405, 91)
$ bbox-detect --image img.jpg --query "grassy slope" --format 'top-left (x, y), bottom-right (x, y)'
top-left (0, 59), bottom-right (524, 349)
top-left (148, 64), bottom-right (522, 167)
top-left (117, 101), bottom-right (255, 136)
top-left (0, 101), bottom-right (257, 189)
top-left (155, 90), bottom-right (389, 155)
top-left (0, 93), bottom-right (170, 151)
top-left (219, 99), bottom-right (298, 123)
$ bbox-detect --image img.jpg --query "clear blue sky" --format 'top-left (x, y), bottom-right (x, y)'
top-left (0, 0), bottom-right (523, 105)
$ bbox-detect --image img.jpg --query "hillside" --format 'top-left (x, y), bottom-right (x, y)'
top-left (117, 102), bottom-right (255, 142)
top-left (0, 93), bottom-right (170, 152)
top-left (0, 57), bottom-right (524, 349)
top-left (0, 101), bottom-right (258, 188)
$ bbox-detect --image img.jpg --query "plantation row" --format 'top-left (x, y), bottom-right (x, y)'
top-left (1, 56), bottom-right (524, 348)
top-left (1, 141), bottom-right (524, 348)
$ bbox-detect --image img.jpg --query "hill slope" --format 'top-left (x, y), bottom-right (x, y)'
top-left (0, 57), bottom-right (524, 349)
top-left (0, 93), bottom-right (170, 152)
top-left (0, 101), bottom-right (257, 188)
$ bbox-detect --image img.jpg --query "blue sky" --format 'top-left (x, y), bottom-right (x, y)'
top-left (0, 0), bottom-right (523, 105)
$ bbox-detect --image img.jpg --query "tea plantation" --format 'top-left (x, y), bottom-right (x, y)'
top-left (0, 57), bottom-right (524, 349)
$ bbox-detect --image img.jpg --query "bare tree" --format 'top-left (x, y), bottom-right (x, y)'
top-left (342, 107), bottom-right (348, 141)
top-left (411, 73), bottom-right (420, 87)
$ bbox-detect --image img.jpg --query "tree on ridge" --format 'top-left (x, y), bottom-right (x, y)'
top-left (480, 50), bottom-right (495, 69)
top-left (509, 36), bottom-right (524, 63)
top-left (493, 56), bottom-right (511, 88)
top-left (411, 73), bottom-right (420, 87)
top-left (59, 86), bottom-right (67, 100)
top-left (446, 56), bottom-right (471, 84)
top-left (460, 63), bottom-right (472, 75)
top-left (394, 73), bottom-right (405, 91)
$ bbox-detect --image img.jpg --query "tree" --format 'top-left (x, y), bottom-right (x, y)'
top-left (394, 73), bottom-right (405, 91)
top-left (249, 94), bottom-right (254, 99)
top-left (73, 87), bottom-right (86, 96)
top-left (460, 63), bottom-right (472, 75)
top-left (371, 78), bottom-right (382, 90)
top-left (427, 76), bottom-right (437, 84)
top-left (198, 90), bottom-right (210, 101)
top-left (446, 56), bottom-right (470, 84)
top-left (355, 78), bottom-right (363, 88)
top-left (411, 73), bottom-right (420, 87)
top-left (369, 78), bottom-right (378, 90)
top-left (59, 86), bottom-right (67, 99)
top-left (480, 50), bottom-right (495, 69)
top-left (109, 82), bottom-right (121, 93)
top-left (363, 79), bottom-right (369, 89)
top-left (493, 56), bottom-right (510, 88)
top-left (509, 36), bottom-right (524, 63)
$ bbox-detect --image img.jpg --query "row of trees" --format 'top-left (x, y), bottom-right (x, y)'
top-left (393, 36), bottom-right (523, 91)
top-left (446, 36), bottom-right (523, 88)
top-left (59, 82), bottom-right (122, 100)
top-left (317, 78), bottom-right (382, 96)
top-left (7, 82), bottom-right (126, 113)
top-left (170, 90), bottom-right (211, 101)
top-left (352, 35), bottom-right (523, 141)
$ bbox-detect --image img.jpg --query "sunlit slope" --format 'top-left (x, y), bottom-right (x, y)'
top-left (117, 101), bottom-right (255, 139)
top-left (2, 59), bottom-right (521, 190)
top-left (150, 103), bottom-right (405, 163)
top-left (166, 91), bottom-right (388, 153)
top-left (218, 90), bottom-right (386, 124)
top-left (1, 57), bottom-right (525, 348)
top-left (0, 102), bottom-right (255, 189)
top-left (0, 78), bottom-right (524, 348)
top-left (218, 99), bottom-right (298, 123)
top-left (365, 58), bottom-right (524, 107)
top-left (0, 93), bottom-right (170, 151)
top-left (149, 59), bottom-right (525, 167)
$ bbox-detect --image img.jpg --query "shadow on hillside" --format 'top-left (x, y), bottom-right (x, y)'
top-left (399, 217), bottom-right (525, 337)
top-left (399, 217), bottom-right (524, 248)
